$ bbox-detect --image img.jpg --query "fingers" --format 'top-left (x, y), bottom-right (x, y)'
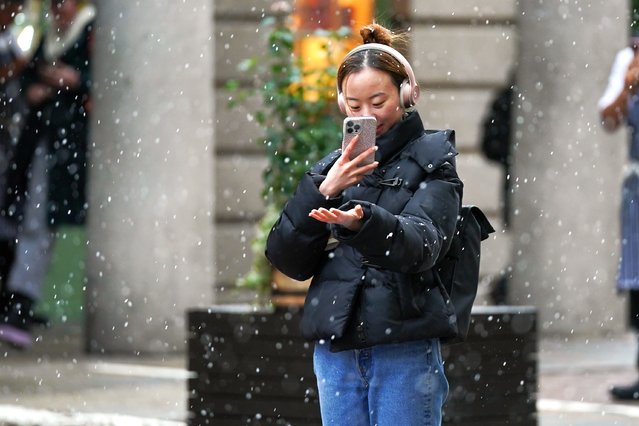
top-left (308, 205), bottom-right (363, 223)
top-left (308, 207), bottom-right (338, 222)
top-left (352, 204), bottom-right (364, 220)
top-left (352, 145), bottom-right (378, 165)
top-left (322, 141), bottom-right (378, 197)
top-left (357, 159), bottom-right (379, 176)
top-left (309, 205), bottom-right (363, 231)
top-left (341, 134), bottom-right (359, 158)
top-left (343, 145), bottom-right (378, 181)
top-left (343, 136), bottom-right (378, 162)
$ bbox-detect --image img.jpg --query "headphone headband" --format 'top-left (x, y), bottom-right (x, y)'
top-left (337, 42), bottom-right (420, 113)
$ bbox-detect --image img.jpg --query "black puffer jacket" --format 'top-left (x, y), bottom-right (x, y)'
top-left (266, 111), bottom-right (463, 352)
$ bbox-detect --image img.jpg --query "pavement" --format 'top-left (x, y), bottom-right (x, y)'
top-left (1, 323), bottom-right (639, 425)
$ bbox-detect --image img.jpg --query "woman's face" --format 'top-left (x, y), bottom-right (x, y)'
top-left (342, 67), bottom-right (404, 137)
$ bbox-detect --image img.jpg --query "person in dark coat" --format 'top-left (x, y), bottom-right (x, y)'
top-left (0, 0), bottom-right (27, 281)
top-left (480, 78), bottom-right (513, 305)
top-left (0, 0), bottom-right (95, 349)
top-left (266, 23), bottom-right (462, 425)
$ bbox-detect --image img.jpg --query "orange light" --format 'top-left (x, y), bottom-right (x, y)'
top-left (337, 0), bottom-right (373, 49)
top-left (293, 0), bottom-right (374, 101)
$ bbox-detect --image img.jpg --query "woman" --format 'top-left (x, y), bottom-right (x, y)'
top-left (599, 28), bottom-right (639, 400)
top-left (266, 23), bottom-right (462, 425)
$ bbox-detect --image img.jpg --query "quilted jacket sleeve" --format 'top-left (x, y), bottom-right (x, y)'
top-left (265, 172), bottom-right (343, 281)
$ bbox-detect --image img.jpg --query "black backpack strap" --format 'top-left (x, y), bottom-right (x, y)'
top-left (467, 205), bottom-right (496, 240)
top-left (438, 204), bottom-right (495, 344)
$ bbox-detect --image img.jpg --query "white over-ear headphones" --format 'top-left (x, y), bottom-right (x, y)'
top-left (337, 43), bottom-right (420, 115)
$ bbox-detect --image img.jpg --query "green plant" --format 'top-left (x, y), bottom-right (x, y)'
top-left (227, 9), bottom-right (349, 295)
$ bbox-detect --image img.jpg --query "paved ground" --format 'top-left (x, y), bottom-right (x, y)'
top-left (1, 323), bottom-right (639, 425)
top-left (538, 333), bottom-right (639, 426)
top-left (0, 324), bottom-right (187, 425)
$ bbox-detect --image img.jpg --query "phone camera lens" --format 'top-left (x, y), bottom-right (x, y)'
top-left (354, 124), bottom-right (361, 131)
top-left (346, 121), bottom-right (354, 127)
top-left (347, 128), bottom-right (353, 133)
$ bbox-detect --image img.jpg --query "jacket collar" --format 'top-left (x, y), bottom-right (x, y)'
top-left (375, 111), bottom-right (458, 172)
top-left (375, 111), bottom-right (425, 164)
top-left (402, 129), bottom-right (458, 173)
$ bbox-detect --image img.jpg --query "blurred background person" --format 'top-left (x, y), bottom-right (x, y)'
top-left (0, 0), bottom-right (26, 285)
top-left (0, 0), bottom-right (94, 349)
top-left (0, 0), bottom-right (27, 343)
top-left (598, 0), bottom-right (639, 400)
top-left (480, 75), bottom-right (514, 306)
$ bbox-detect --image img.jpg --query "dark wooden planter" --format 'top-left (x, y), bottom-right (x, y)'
top-left (187, 305), bottom-right (537, 426)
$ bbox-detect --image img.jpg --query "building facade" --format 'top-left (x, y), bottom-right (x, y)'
top-left (86, 0), bottom-right (629, 352)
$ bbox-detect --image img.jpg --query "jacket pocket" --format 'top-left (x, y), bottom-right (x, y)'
top-left (300, 278), bottom-right (361, 341)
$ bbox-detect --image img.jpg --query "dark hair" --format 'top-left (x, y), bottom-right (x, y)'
top-left (0, 0), bottom-right (24, 6)
top-left (337, 23), bottom-right (409, 92)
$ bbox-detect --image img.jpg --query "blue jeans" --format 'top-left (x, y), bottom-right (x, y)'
top-left (313, 338), bottom-right (448, 426)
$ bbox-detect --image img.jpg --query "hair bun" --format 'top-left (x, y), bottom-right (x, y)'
top-left (360, 23), bottom-right (394, 47)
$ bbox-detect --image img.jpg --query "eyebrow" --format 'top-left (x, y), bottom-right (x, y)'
top-left (345, 92), bottom-right (387, 102)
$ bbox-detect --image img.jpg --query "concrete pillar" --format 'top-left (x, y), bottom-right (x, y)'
top-left (510, 0), bottom-right (628, 335)
top-left (86, 1), bottom-right (215, 353)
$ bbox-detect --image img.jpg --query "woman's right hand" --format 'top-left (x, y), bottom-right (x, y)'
top-left (318, 134), bottom-right (378, 198)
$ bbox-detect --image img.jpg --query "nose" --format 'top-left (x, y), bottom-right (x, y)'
top-left (359, 105), bottom-right (374, 118)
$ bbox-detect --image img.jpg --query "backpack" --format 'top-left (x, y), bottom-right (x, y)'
top-left (437, 205), bottom-right (495, 343)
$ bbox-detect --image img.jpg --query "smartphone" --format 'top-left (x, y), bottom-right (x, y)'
top-left (342, 116), bottom-right (377, 173)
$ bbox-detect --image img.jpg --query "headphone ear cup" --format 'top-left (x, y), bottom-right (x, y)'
top-left (337, 91), bottom-right (347, 114)
top-left (400, 79), bottom-right (415, 108)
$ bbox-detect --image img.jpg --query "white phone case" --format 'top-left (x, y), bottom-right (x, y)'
top-left (342, 116), bottom-right (377, 173)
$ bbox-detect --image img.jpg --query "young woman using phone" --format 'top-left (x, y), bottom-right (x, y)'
top-left (266, 23), bottom-right (462, 425)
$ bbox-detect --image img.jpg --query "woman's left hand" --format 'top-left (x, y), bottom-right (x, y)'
top-left (309, 204), bottom-right (364, 232)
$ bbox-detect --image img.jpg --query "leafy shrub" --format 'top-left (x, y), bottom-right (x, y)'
top-left (227, 10), bottom-right (348, 295)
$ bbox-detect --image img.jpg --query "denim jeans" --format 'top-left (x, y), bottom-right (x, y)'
top-left (313, 338), bottom-right (448, 426)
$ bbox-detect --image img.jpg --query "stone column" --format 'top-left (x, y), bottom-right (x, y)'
top-left (86, 1), bottom-right (215, 353)
top-left (510, 0), bottom-right (628, 335)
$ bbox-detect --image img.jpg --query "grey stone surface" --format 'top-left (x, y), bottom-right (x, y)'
top-left (411, 0), bottom-right (517, 20)
top-left (509, 0), bottom-right (627, 335)
top-left (215, 155), bottom-right (267, 221)
top-left (420, 88), bottom-right (497, 152)
top-left (86, 0), bottom-right (216, 353)
top-left (216, 91), bottom-right (264, 153)
top-left (411, 25), bottom-right (516, 85)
